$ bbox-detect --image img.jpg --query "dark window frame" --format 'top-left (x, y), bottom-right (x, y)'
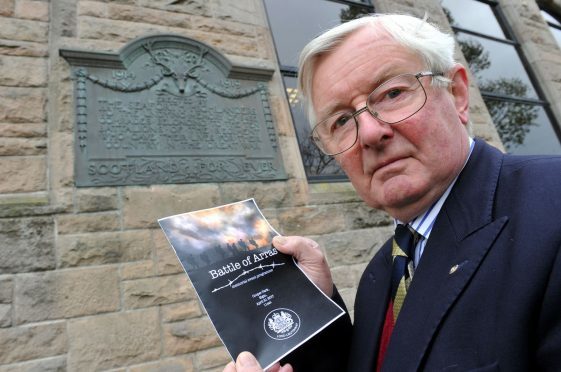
top-left (449, 0), bottom-right (561, 146)
top-left (264, 0), bottom-right (374, 182)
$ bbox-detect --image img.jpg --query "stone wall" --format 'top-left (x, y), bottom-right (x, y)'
top-left (0, 0), bottom-right (559, 371)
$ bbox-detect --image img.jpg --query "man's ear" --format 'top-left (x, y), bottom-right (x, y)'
top-left (449, 64), bottom-right (470, 125)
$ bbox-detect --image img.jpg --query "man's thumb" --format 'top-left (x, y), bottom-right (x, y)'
top-left (236, 352), bottom-right (262, 371)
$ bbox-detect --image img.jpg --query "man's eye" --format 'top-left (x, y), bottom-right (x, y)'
top-left (386, 88), bottom-right (403, 99)
top-left (334, 115), bottom-right (350, 127)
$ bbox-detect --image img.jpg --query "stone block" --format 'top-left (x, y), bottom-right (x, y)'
top-left (0, 39), bottom-right (48, 57)
top-left (268, 91), bottom-right (295, 138)
top-left (120, 260), bottom-right (156, 280)
top-left (67, 309), bottom-right (160, 370)
top-left (0, 276), bottom-right (13, 303)
top-left (161, 302), bottom-right (202, 323)
top-left (0, 276), bottom-right (13, 327)
top-left (77, 1), bottom-right (108, 17)
top-left (123, 273), bottom-right (196, 309)
top-left (14, 267), bottom-right (119, 324)
top-left (331, 263), bottom-right (368, 290)
top-left (217, 181), bottom-right (290, 209)
top-left (48, 132), bottom-right (74, 189)
top-left (0, 55), bottom-right (47, 87)
top-left (276, 136), bottom-right (306, 181)
top-left (311, 226), bottom-right (392, 267)
top-left (276, 205), bottom-right (347, 236)
top-left (163, 316), bottom-right (221, 356)
top-left (0, 304), bottom-right (11, 328)
top-left (308, 182), bottom-right (362, 205)
top-left (0, 123), bottom-right (46, 138)
top-left (0, 137), bottom-right (46, 156)
top-left (122, 184), bottom-right (220, 229)
top-left (195, 346), bottom-right (231, 370)
top-left (0, 217), bottom-right (55, 274)
top-left (0, 87), bottom-right (46, 123)
top-left (77, 16), bottom-right (171, 43)
top-left (212, 0), bottom-right (263, 26)
top-left (343, 202), bottom-right (392, 229)
top-left (56, 211), bottom-right (121, 234)
top-left (57, 230), bottom-right (152, 268)
top-left (50, 187), bottom-right (74, 213)
top-left (0, 356), bottom-right (66, 372)
top-left (128, 356), bottom-right (194, 372)
top-left (188, 29), bottom-right (259, 58)
top-left (192, 16), bottom-right (255, 37)
top-left (0, 322), bottom-right (67, 364)
top-left (0, 0), bottom-right (14, 16)
top-left (339, 287), bottom-right (356, 314)
top-left (0, 17), bottom-right (48, 43)
top-left (139, 0), bottom-right (210, 17)
top-left (153, 229), bottom-right (184, 275)
top-left (15, 0), bottom-right (49, 21)
top-left (75, 187), bottom-right (118, 212)
top-left (0, 156), bottom-right (46, 193)
top-left (107, 3), bottom-right (193, 29)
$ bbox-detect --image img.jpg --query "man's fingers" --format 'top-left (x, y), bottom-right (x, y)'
top-left (272, 236), bottom-right (333, 297)
top-left (223, 361), bottom-right (237, 372)
top-left (279, 363), bottom-right (294, 372)
top-left (236, 351), bottom-right (263, 371)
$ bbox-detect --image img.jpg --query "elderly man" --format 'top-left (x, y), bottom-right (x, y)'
top-left (225, 13), bottom-right (561, 372)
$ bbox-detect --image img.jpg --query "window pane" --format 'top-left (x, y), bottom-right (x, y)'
top-left (550, 27), bottom-right (561, 46)
top-left (456, 32), bottom-right (539, 100)
top-left (441, 0), bottom-right (506, 39)
top-left (483, 98), bottom-right (561, 154)
top-left (282, 76), bottom-right (346, 178)
top-left (541, 10), bottom-right (561, 26)
top-left (264, 0), bottom-right (371, 67)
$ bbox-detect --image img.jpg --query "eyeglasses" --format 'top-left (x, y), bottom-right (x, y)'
top-left (311, 71), bottom-right (444, 156)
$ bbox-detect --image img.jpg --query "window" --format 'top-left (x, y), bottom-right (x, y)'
top-left (442, 0), bottom-right (561, 155)
top-left (541, 9), bottom-right (561, 46)
top-left (264, 0), bottom-right (374, 181)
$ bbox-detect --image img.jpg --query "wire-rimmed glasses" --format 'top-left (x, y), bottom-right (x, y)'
top-left (311, 71), bottom-right (443, 156)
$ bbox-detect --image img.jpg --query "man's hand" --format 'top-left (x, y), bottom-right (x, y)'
top-left (272, 236), bottom-right (334, 297)
top-left (223, 352), bottom-right (293, 372)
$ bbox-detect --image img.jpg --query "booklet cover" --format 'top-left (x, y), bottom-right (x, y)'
top-left (158, 199), bottom-right (345, 369)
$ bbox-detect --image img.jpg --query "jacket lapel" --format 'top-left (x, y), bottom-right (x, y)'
top-left (381, 140), bottom-right (509, 371)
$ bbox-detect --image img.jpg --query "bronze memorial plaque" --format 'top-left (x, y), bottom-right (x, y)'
top-left (60, 34), bottom-right (287, 186)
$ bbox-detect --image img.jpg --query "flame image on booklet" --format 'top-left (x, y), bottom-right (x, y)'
top-left (158, 199), bottom-right (345, 369)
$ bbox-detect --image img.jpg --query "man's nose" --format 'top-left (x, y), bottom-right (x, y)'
top-left (355, 108), bottom-right (394, 148)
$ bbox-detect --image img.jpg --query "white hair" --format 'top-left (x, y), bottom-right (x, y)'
top-left (298, 13), bottom-right (457, 123)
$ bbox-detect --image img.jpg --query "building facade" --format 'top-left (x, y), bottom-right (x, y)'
top-left (1, 0), bottom-right (560, 370)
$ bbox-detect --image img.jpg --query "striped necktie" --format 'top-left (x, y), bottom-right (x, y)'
top-left (376, 224), bottom-right (418, 371)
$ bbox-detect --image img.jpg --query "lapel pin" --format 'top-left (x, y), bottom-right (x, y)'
top-left (449, 260), bottom-right (469, 275)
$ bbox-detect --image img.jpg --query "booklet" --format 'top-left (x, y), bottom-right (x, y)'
top-left (158, 199), bottom-right (345, 369)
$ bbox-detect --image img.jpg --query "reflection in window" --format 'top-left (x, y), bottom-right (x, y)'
top-left (443, 0), bottom-right (561, 154)
top-left (541, 10), bottom-right (561, 46)
top-left (282, 77), bottom-right (346, 178)
top-left (264, 0), bottom-right (373, 180)
top-left (456, 33), bottom-right (538, 99)
top-left (441, 0), bottom-right (506, 39)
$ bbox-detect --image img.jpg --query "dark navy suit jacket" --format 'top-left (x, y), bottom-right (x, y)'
top-left (350, 139), bottom-right (561, 371)
top-left (287, 139), bottom-right (561, 371)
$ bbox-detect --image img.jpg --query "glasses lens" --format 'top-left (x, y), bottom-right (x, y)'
top-left (367, 74), bottom-right (427, 124)
top-left (312, 112), bottom-right (358, 155)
